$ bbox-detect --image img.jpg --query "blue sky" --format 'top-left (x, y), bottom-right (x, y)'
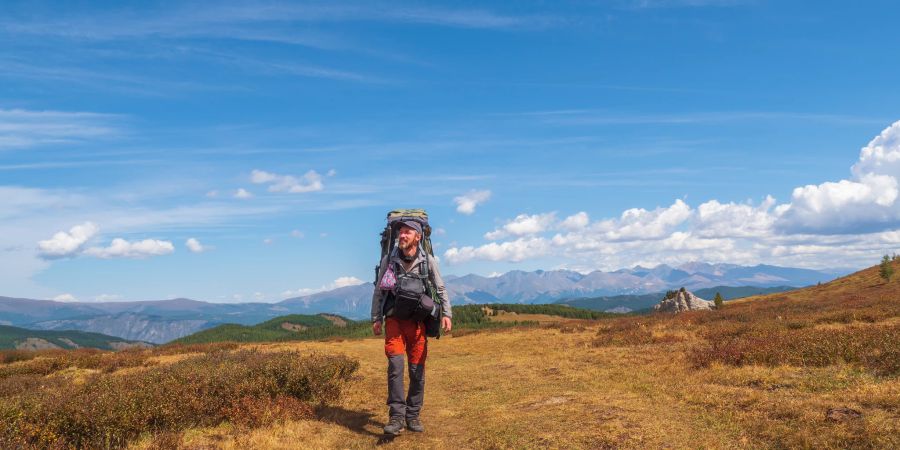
top-left (2, 0), bottom-right (899, 302)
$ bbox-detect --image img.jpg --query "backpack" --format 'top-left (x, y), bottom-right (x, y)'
top-left (375, 209), bottom-right (443, 338)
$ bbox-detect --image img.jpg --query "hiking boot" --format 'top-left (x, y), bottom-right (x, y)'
top-left (383, 417), bottom-right (405, 435)
top-left (406, 417), bottom-right (425, 433)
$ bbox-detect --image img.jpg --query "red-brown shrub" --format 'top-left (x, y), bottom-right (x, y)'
top-left (0, 349), bottom-right (359, 448)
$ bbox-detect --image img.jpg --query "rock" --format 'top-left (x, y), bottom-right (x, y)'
top-left (653, 288), bottom-right (714, 313)
top-left (826, 407), bottom-right (862, 422)
top-left (280, 322), bottom-right (308, 332)
top-left (15, 337), bottom-right (61, 350)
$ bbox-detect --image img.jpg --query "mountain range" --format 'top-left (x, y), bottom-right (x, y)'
top-left (0, 263), bottom-right (843, 343)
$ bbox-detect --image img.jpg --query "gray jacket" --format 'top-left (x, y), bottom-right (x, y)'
top-left (371, 250), bottom-right (452, 323)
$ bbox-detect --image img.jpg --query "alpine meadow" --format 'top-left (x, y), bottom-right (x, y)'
top-left (2, 1), bottom-right (900, 449)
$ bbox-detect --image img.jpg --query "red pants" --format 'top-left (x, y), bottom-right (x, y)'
top-left (384, 317), bottom-right (427, 365)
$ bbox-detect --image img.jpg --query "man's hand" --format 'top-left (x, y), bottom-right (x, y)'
top-left (373, 321), bottom-right (382, 336)
top-left (441, 316), bottom-right (452, 333)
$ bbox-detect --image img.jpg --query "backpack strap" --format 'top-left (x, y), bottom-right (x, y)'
top-left (419, 250), bottom-right (442, 307)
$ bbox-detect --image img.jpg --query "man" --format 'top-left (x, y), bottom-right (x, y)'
top-left (372, 220), bottom-right (452, 436)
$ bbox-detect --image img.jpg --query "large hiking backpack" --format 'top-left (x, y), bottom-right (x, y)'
top-left (377, 209), bottom-right (434, 266)
top-left (375, 209), bottom-right (443, 338)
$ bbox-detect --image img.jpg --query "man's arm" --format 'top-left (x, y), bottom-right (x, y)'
top-left (427, 254), bottom-right (452, 318)
top-left (371, 256), bottom-right (389, 325)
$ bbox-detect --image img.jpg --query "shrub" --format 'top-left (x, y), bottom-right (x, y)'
top-left (690, 323), bottom-right (900, 376)
top-left (0, 348), bottom-right (154, 379)
top-left (880, 255), bottom-right (894, 283)
top-left (593, 319), bottom-right (683, 347)
top-left (0, 349), bottom-right (359, 448)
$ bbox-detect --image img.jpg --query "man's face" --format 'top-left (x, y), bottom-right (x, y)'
top-left (398, 225), bottom-right (420, 251)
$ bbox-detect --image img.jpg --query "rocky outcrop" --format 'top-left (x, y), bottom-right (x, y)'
top-left (654, 288), bottom-right (714, 313)
top-left (15, 337), bottom-right (61, 350)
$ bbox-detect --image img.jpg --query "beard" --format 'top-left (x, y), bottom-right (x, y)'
top-left (398, 237), bottom-right (419, 252)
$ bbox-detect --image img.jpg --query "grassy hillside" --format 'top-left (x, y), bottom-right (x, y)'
top-left (179, 261), bottom-right (896, 448)
top-left (0, 324), bottom-right (149, 350)
top-left (173, 305), bottom-right (613, 345)
top-left (170, 313), bottom-right (370, 345)
top-left (3, 264), bottom-right (896, 448)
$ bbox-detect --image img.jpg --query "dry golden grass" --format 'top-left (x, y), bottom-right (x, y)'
top-left (3, 263), bottom-right (895, 449)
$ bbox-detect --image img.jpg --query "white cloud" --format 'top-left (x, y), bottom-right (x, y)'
top-left (52, 293), bottom-right (77, 302)
top-left (84, 238), bottom-right (175, 258)
top-left (234, 188), bottom-right (253, 199)
top-left (597, 199), bottom-right (692, 241)
top-left (291, 229), bottom-right (305, 238)
top-left (0, 108), bottom-right (121, 150)
top-left (694, 197), bottom-right (777, 238)
top-left (777, 120), bottom-right (900, 234)
top-left (94, 294), bottom-right (121, 302)
top-left (560, 211), bottom-right (589, 230)
top-left (205, 190), bottom-right (219, 198)
top-left (333, 276), bottom-right (365, 288)
top-left (37, 222), bottom-right (99, 259)
top-left (251, 169), bottom-right (324, 193)
top-left (443, 119), bottom-right (900, 269)
top-left (444, 237), bottom-right (550, 264)
top-left (263, 238), bottom-right (274, 245)
top-left (453, 189), bottom-right (491, 215)
top-left (185, 237), bottom-right (205, 253)
top-left (485, 212), bottom-right (556, 240)
top-left (327, 169), bottom-right (337, 177)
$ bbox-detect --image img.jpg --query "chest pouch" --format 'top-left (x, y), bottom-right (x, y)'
top-left (393, 269), bottom-right (439, 322)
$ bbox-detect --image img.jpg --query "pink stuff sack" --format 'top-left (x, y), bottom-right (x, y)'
top-left (379, 264), bottom-right (397, 290)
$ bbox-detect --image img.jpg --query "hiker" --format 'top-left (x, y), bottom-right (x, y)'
top-left (372, 219), bottom-right (452, 435)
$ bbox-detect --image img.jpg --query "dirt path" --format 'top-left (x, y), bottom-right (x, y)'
top-left (173, 324), bottom-right (749, 449)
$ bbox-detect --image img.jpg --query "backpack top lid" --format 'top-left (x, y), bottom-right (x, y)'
top-left (381, 209), bottom-right (433, 258)
top-left (386, 209), bottom-right (430, 237)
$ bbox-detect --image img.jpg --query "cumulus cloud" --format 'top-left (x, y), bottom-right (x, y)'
top-left (251, 169), bottom-right (324, 193)
top-left (444, 237), bottom-right (550, 263)
top-left (84, 238), bottom-right (175, 258)
top-left (443, 122), bottom-right (900, 270)
top-left (598, 199), bottom-right (692, 241)
top-left (234, 188), bottom-right (253, 199)
top-left (333, 276), bottom-right (365, 288)
top-left (291, 229), bottom-right (305, 238)
top-left (52, 293), bottom-right (77, 302)
top-left (185, 237), bottom-right (205, 253)
top-left (453, 189), bottom-right (491, 215)
top-left (37, 222), bottom-right (99, 259)
top-left (777, 120), bottom-right (900, 234)
top-left (36, 222), bottom-right (177, 260)
top-left (560, 212), bottom-right (589, 230)
top-left (485, 213), bottom-right (556, 240)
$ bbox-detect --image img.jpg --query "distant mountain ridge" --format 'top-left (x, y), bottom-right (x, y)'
top-left (279, 262), bottom-right (840, 318)
top-left (0, 263), bottom-right (843, 343)
top-left (556, 285), bottom-right (800, 313)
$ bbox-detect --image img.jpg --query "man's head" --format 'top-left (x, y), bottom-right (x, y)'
top-left (397, 221), bottom-right (422, 253)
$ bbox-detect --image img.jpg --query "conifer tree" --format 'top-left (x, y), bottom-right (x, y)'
top-left (713, 292), bottom-right (724, 309)
top-left (880, 255), bottom-right (894, 283)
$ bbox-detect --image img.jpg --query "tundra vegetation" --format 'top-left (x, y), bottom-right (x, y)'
top-left (0, 262), bottom-right (897, 448)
